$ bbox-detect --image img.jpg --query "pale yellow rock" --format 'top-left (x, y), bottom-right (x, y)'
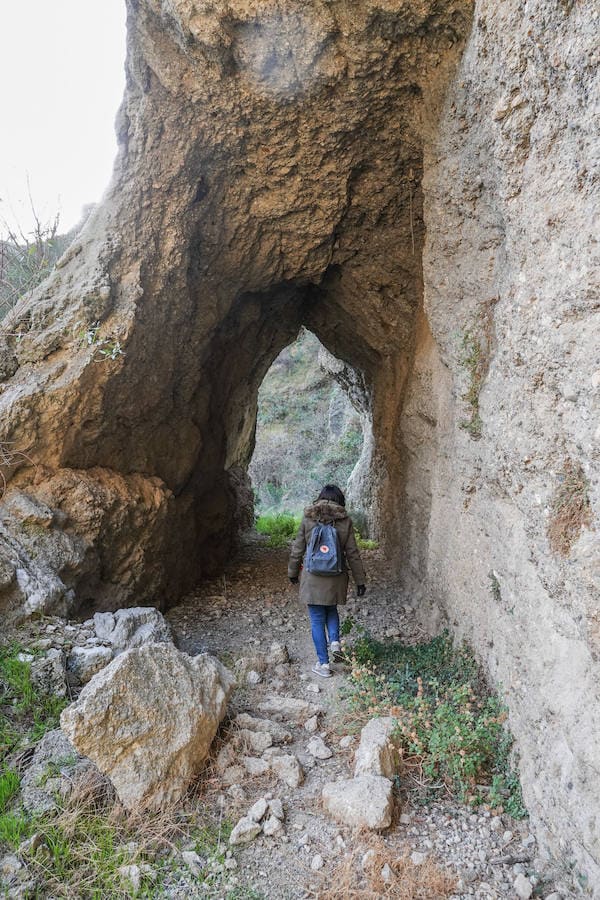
top-left (60, 643), bottom-right (234, 810)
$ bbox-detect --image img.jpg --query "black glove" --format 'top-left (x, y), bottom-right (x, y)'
top-left (289, 576), bottom-right (299, 585)
top-left (357, 584), bottom-right (366, 597)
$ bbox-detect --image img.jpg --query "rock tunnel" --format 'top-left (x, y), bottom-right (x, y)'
top-left (0, 0), bottom-right (598, 885)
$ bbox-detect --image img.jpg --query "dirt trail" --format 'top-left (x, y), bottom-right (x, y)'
top-left (166, 537), bottom-right (552, 900)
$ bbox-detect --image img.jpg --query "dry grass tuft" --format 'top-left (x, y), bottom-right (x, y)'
top-left (548, 457), bottom-right (592, 557)
top-left (315, 834), bottom-right (456, 900)
top-left (22, 769), bottom-right (184, 898)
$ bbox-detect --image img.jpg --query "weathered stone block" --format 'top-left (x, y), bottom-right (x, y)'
top-left (354, 716), bottom-right (398, 779)
top-left (322, 776), bottom-right (394, 829)
top-left (60, 643), bottom-right (233, 809)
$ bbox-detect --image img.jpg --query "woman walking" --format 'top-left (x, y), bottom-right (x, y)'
top-left (288, 485), bottom-right (366, 677)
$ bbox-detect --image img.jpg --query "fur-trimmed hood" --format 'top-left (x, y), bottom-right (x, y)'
top-left (304, 500), bottom-right (348, 522)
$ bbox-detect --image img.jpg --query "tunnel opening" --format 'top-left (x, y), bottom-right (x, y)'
top-left (248, 327), bottom-right (375, 534)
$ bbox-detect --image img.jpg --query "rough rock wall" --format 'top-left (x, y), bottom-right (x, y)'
top-left (400, 0), bottom-right (599, 885)
top-left (0, 0), bottom-right (471, 614)
top-left (0, 0), bottom-right (598, 882)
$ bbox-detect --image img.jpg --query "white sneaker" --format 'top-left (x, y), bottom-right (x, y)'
top-left (330, 641), bottom-right (344, 662)
top-left (311, 662), bottom-right (332, 678)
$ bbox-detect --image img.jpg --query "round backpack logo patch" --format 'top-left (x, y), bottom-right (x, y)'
top-left (320, 545), bottom-right (329, 554)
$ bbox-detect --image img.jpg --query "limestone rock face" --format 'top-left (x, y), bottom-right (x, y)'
top-left (0, 0), bottom-right (598, 882)
top-left (60, 643), bottom-right (234, 809)
top-left (0, 0), bottom-right (473, 615)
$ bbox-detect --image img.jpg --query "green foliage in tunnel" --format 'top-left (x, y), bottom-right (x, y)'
top-left (256, 512), bottom-right (301, 547)
top-left (250, 329), bottom-right (364, 513)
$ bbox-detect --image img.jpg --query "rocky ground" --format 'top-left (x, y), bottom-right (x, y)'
top-left (164, 536), bottom-right (570, 900)
top-left (0, 533), bottom-right (575, 899)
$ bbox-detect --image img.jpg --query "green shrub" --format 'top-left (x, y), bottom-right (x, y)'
top-left (355, 530), bottom-right (378, 550)
top-left (343, 631), bottom-right (526, 815)
top-left (256, 512), bottom-right (301, 548)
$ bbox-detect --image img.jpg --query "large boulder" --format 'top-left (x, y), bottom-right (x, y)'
top-left (60, 643), bottom-right (234, 809)
top-left (93, 607), bottom-right (173, 655)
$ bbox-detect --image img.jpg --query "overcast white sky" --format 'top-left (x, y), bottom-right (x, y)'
top-left (0, 1), bottom-right (127, 239)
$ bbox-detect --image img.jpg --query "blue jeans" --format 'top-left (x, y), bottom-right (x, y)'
top-left (307, 605), bottom-right (340, 664)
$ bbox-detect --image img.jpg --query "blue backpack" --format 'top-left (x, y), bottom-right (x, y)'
top-left (305, 522), bottom-right (342, 576)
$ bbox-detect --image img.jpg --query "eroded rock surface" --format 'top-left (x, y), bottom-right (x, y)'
top-left (0, 0), bottom-right (597, 883)
top-left (322, 775), bottom-right (394, 830)
top-left (354, 717), bottom-right (398, 780)
top-left (60, 643), bottom-right (234, 809)
top-left (93, 607), bottom-right (173, 654)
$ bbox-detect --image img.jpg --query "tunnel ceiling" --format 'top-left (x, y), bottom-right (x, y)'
top-left (0, 0), bottom-right (472, 611)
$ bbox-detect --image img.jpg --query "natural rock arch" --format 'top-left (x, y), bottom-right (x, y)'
top-left (0, 0), bottom-right (598, 885)
top-left (0, 0), bottom-right (468, 609)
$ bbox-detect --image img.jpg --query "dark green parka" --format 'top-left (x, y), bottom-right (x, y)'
top-left (288, 500), bottom-right (366, 606)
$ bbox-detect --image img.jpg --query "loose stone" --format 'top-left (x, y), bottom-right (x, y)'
top-left (306, 736), bottom-right (333, 759)
top-left (322, 776), bottom-right (393, 830)
top-left (271, 754), bottom-right (304, 788)
top-left (381, 863), bottom-right (393, 883)
top-left (263, 815), bottom-right (283, 837)
top-left (514, 873), bottom-right (533, 899)
top-left (247, 798), bottom-right (268, 822)
top-left (229, 817), bottom-right (262, 845)
top-left (268, 798), bottom-right (284, 820)
top-left (242, 757), bottom-right (270, 777)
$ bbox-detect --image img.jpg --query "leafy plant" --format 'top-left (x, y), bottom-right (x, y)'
top-left (488, 571), bottom-right (501, 603)
top-left (80, 321), bottom-right (124, 361)
top-left (355, 529), bottom-right (378, 551)
top-left (256, 512), bottom-right (301, 548)
top-left (342, 631), bottom-right (526, 815)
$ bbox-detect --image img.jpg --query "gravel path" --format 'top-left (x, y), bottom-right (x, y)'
top-left (166, 537), bottom-right (569, 900)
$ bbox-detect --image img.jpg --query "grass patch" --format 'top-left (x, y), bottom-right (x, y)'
top-left (0, 642), bottom-right (68, 763)
top-left (256, 512), bottom-right (301, 548)
top-left (341, 629), bottom-right (526, 817)
top-left (0, 810), bottom-right (34, 849)
top-left (256, 513), bottom-right (378, 552)
top-left (0, 766), bottom-right (256, 898)
top-left (547, 457), bottom-right (592, 557)
top-left (0, 768), bottom-right (20, 812)
top-left (0, 640), bottom-right (261, 897)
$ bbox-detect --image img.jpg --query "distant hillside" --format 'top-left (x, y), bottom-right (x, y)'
top-left (249, 329), bottom-right (364, 513)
